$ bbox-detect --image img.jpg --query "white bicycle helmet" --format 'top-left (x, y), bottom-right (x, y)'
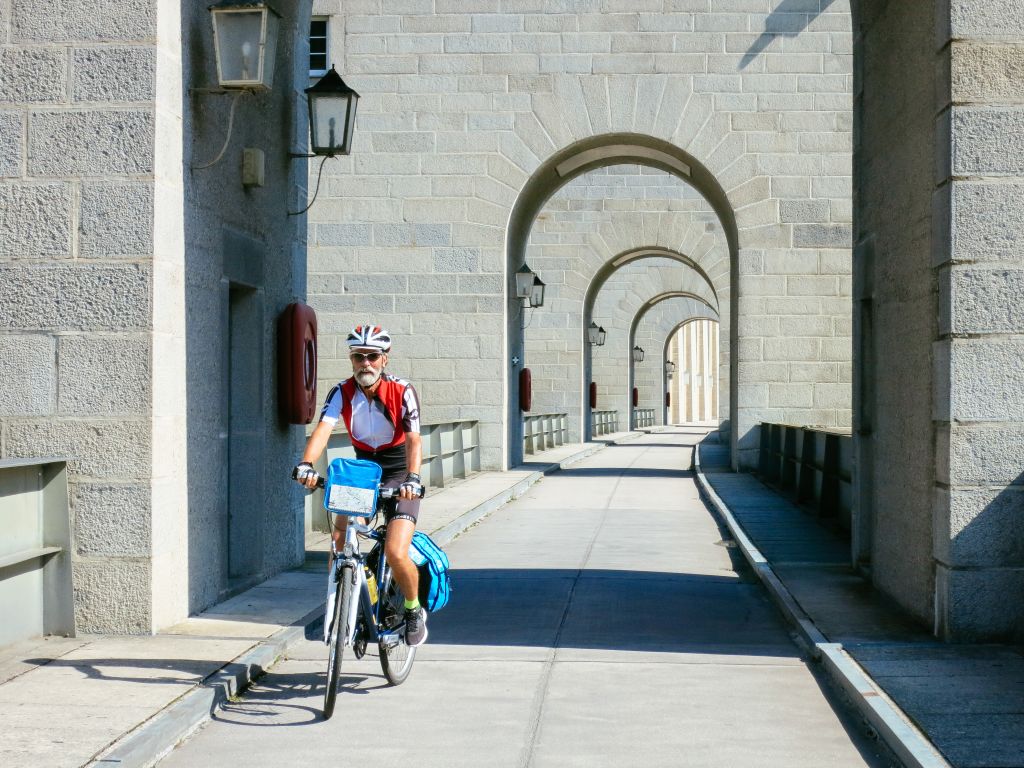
top-left (346, 324), bottom-right (392, 352)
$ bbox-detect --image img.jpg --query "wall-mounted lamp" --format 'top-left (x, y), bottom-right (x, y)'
top-left (192, 2), bottom-right (280, 171)
top-left (210, 2), bottom-right (280, 90)
top-left (632, 345), bottom-right (645, 364)
top-left (515, 264), bottom-right (537, 300)
top-left (286, 66), bottom-right (361, 215)
top-left (665, 360), bottom-right (676, 379)
top-left (588, 322), bottom-right (607, 347)
top-left (301, 66), bottom-right (360, 158)
top-left (529, 275), bottom-right (546, 308)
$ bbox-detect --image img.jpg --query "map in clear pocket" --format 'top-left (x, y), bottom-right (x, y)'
top-left (327, 484), bottom-right (376, 515)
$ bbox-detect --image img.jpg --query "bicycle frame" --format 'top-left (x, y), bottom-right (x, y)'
top-left (330, 518), bottom-right (404, 651)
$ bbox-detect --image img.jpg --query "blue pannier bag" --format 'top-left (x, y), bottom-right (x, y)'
top-left (323, 458), bottom-right (382, 517)
top-left (409, 531), bottom-right (451, 613)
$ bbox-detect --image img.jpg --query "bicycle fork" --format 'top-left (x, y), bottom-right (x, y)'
top-left (327, 549), bottom-right (364, 648)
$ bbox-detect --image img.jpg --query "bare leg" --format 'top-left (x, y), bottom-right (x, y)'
top-left (383, 518), bottom-right (419, 602)
top-left (330, 515), bottom-right (349, 564)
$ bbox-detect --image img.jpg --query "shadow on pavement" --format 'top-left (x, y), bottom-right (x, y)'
top-left (429, 568), bottom-right (799, 657)
top-left (553, 466), bottom-right (693, 479)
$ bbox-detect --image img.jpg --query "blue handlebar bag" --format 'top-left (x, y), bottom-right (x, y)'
top-left (324, 457), bottom-right (382, 516)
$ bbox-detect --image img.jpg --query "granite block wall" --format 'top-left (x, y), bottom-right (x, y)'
top-left (308, 1), bottom-right (854, 469)
top-left (0, 0), bottom-right (161, 633)
top-left (0, 0), bottom-right (311, 632)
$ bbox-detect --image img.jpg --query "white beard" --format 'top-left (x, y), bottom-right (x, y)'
top-left (356, 369), bottom-right (381, 387)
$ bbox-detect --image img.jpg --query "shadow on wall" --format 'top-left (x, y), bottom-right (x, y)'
top-left (943, 472), bottom-right (1024, 642)
top-left (741, 0), bottom-right (839, 69)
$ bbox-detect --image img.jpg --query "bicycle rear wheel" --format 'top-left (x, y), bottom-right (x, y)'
top-left (323, 563), bottom-right (353, 719)
top-left (377, 563), bottom-right (416, 685)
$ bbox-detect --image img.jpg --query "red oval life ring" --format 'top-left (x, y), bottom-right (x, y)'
top-left (278, 302), bottom-right (318, 424)
top-left (632, 387), bottom-right (639, 408)
top-left (519, 367), bottom-right (532, 412)
top-left (589, 381), bottom-right (598, 409)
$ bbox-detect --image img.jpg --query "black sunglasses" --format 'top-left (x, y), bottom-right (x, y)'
top-left (350, 352), bottom-right (383, 363)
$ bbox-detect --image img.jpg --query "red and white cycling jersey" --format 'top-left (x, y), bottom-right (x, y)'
top-left (319, 373), bottom-right (421, 454)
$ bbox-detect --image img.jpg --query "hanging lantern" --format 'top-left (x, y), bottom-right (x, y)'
top-left (305, 66), bottom-right (360, 156)
top-left (515, 264), bottom-right (536, 300)
top-left (529, 275), bottom-right (546, 308)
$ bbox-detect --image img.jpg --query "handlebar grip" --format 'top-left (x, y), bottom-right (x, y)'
top-left (291, 466), bottom-right (325, 488)
top-left (379, 485), bottom-right (426, 499)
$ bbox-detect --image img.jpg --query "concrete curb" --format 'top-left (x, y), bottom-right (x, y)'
top-left (819, 645), bottom-right (951, 768)
top-left (88, 436), bottom-right (639, 767)
top-left (692, 441), bottom-right (950, 768)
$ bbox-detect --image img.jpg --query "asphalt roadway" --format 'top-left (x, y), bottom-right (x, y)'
top-left (159, 429), bottom-right (893, 768)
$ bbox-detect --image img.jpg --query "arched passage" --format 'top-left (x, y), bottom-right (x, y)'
top-left (582, 247), bottom-right (723, 440)
top-left (662, 318), bottom-right (721, 427)
top-left (627, 292), bottom-right (719, 429)
top-left (505, 133), bottom-right (739, 467)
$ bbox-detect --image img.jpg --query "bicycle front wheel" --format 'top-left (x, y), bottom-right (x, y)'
top-left (323, 563), bottom-right (353, 719)
top-left (377, 564), bottom-right (416, 685)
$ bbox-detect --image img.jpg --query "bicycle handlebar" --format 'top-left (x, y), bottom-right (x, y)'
top-left (290, 467), bottom-right (425, 498)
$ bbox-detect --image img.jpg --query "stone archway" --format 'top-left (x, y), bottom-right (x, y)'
top-left (662, 317), bottom-right (722, 427)
top-left (627, 292), bottom-right (719, 429)
top-left (505, 133), bottom-right (740, 467)
top-left (583, 248), bottom-right (723, 440)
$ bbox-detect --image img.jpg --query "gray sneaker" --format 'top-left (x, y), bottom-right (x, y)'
top-left (404, 607), bottom-right (428, 647)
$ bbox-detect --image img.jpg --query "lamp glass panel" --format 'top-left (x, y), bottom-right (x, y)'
top-left (310, 92), bottom-right (355, 154)
top-left (530, 279), bottom-right (545, 308)
top-left (598, 327), bottom-right (606, 346)
top-left (515, 267), bottom-right (534, 298)
top-left (214, 10), bottom-right (265, 86)
top-left (588, 323), bottom-right (599, 345)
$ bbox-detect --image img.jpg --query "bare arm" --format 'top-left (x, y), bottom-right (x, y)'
top-left (404, 431), bottom-right (422, 477)
top-left (298, 420), bottom-right (334, 488)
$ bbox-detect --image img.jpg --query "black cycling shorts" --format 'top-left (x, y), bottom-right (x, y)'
top-left (381, 471), bottom-right (420, 525)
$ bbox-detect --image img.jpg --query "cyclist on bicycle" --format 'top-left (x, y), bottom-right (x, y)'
top-left (294, 324), bottom-right (428, 647)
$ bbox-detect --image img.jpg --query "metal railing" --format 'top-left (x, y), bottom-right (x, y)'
top-left (591, 409), bottom-right (619, 436)
top-left (523, 412), bottom-right (569, 455)
top-left (633, 408), bottom-right (655, 428)
top-left (0, 458), bottom-right (75, 644)
top-left (757, 422), bottom-right (853, 531)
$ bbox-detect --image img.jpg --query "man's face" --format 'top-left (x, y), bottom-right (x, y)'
top-left (351, 348), bottom-right (386, 387)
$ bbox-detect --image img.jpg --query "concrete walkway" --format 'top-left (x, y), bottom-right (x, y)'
top-left (0, 434), bottom-right (636, 768)
top-left (157, 429), bottom-right (890, 767)
top-left (697, 437), bottom-right (1024, 768)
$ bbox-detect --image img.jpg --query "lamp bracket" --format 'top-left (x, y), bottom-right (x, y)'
top-left (189, 87), bottom-right (236, 96)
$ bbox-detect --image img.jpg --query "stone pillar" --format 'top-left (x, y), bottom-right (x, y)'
top-left (932, 2), bottom-right (1024, 640)
top-left (856, 0), bottom-right (1024, 641)
top-left (150, 0), bottom-right (188, 631)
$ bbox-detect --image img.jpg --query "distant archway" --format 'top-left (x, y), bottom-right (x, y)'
top-left (505, 133), bottom-right (739, 467)
top-left (662, 318), bottom-right (721, 427)
top-left (586, 257), bottom-right (722, 438)
top-left (628, 292), bottom-right (719, 429)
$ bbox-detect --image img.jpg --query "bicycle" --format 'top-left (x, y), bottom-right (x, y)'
top-left (294, 469), bottom-right (424, 719)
